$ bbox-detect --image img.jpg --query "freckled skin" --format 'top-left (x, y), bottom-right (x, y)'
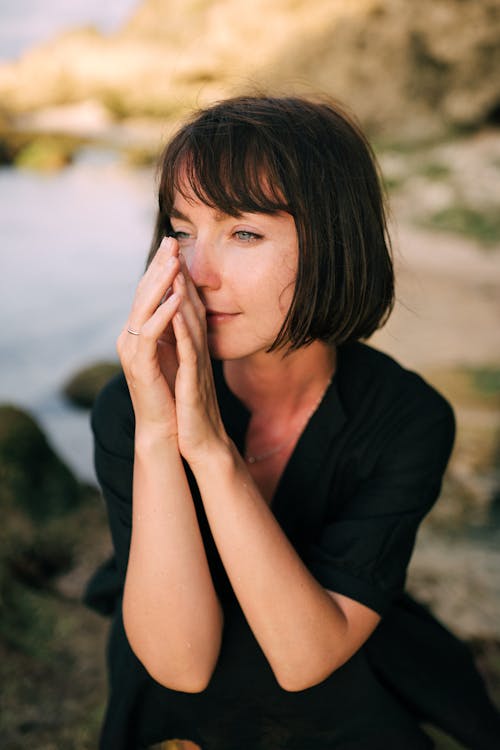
top-left (170, 188), bottom-right (298, 361)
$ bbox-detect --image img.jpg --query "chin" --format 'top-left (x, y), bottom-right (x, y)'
top-left (207, 334), bottom-right (274, 362)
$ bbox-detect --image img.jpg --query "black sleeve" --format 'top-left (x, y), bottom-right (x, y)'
top-left (305, 377), bottom-right (455, 616)
top-left (90, 372), bottom-right (135, 582)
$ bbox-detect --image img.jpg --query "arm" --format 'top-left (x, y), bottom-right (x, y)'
top-left (172, 265), bottom-right (380, 692)
top-left (117, 237), bottom-right (223, 692)
top-left (124, 432), bottom-right (223, 692)
top-left (190, 444), bottom-right (380, 691)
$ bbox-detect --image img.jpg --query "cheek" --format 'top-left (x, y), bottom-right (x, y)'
top-left (179, 243), bottom-right (196, 270)
top-left (276, 254), bottom-right (298, 313)
top-left (223, 245), bottom-right (297, 315)
top-left (277, 280), bottom-right (295, 314)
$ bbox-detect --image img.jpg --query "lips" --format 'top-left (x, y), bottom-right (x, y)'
top-left (205, 309), bottom-right (240, 325)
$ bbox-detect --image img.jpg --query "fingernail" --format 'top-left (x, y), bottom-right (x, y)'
top-left (169, 292), bottom-right (179, 304)
top-left (167, 256), bottom-right (177, 268)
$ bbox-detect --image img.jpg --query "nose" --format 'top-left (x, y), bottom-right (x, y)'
top-left (185, 236), bottom-right (221, 291)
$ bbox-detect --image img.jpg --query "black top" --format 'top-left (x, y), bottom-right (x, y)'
top-left (87, 342), bottom-right (500, 750)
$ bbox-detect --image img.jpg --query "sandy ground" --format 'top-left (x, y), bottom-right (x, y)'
top-left (373, 224), bottom-right (500, 369)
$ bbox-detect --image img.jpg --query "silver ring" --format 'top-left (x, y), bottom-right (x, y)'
top-left (127, 327), bottom-right (141, 336)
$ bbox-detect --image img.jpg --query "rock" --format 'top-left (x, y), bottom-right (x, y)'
top-left (0, 124), bottom-right (84, 167)
top-left (14, 137), bottom-right (74, 170)
top-left (0, 404), bottom-right (81, 522)
top-left (63, 361), bottom-right (121, 409)
top-left (0, 405), bottom-right (85, 652)
top-left (0, 0), bottom-right (498, 142)
top-left (408, 525), bottom-right (500, 641)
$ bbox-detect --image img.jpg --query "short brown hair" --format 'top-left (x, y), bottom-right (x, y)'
top-left (148, 95), bottom-right (394, 350)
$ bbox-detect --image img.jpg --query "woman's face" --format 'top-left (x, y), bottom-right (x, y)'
top-left (169, 186), bottom-right (298, 360)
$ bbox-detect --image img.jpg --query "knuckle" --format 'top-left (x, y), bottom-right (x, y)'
top-left (184, 342), bottom-right (198, 364)
top-left (140, 323), bottom-right (156, 341)
top-left (157, 252), bottom-right (178, 272)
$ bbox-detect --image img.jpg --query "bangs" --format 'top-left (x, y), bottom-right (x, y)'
top-left (158, 122), bottom-right (291, 222)
top-left (149, 95), bottom-right (394, 350)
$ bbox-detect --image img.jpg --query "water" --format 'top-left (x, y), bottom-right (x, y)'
top-left (0, 1), bottom-right (155, 482)
top-left (0, 0), bottom-right (140, 61)
top-left (1, 149), bottom-right (156, 480)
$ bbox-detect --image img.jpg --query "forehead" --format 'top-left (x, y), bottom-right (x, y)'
top-left (170, 201), bottom-right (232, 223)
top-left (160, 147), bottom-right (290, 219)
top-left (171, 181), bottom-right (240, 221)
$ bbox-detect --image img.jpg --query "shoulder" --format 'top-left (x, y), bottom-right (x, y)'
top-left (91, 371), bottom-right (135, 455)
top-left (337, 342), bottom-right (455, 466)
top-left (339, 342), bottom-right (454, 423)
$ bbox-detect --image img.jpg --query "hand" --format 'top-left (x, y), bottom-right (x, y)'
top-left (117, 236), bottom-right (182, 438)
top-left (171, 256), bottom-right (229, 464)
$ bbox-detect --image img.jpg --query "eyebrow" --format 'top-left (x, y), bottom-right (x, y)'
top-left (170, 206), bottom-right (240, 222)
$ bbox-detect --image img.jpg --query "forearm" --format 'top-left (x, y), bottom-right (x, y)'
top-left (190, 443), bottom-right (356, 691)
top-left (123, 430), bottom-right (223, 692)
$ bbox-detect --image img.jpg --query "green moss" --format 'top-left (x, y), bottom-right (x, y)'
top-left (101, 91), bottom-right (130, 121)
top-left (14, 139), bottom-right (74, 171)
top-left (372, 130), bottom-right (456, 155)
top-left (382, 174), bottom-right (406, 192)
top-left (425, 205), bottom-right (500, 246)
top-left (424, 365), bottom-right (500, 410)
top-left (123, 146), bottom-right (159, 167)
top-left (0, 573), bottom-right (56, 657)
top-left (63, 361), bottom-right (121, 409)
top-left (417, 161), bottom-right (451, 180)
top-left (101, 89), bottom-right (188, 121)
top-left (466, 366), bottom-right (500, 397)
top-left (0, 130), bottom-right (86, 167)
top-left (0, 404), bottom-right (81, 521)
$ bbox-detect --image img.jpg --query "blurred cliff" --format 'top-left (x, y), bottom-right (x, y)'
top-left (0, 0), bottom-right (499, 143)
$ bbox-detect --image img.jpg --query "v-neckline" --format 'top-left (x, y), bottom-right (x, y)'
top-left (211, 356), bottom-right (347, 517)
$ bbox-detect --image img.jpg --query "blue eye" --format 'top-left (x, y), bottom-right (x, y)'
top-left (168, 230), bottom-right (190, 241)
top-left (234, 230), bottom-right (262, 241)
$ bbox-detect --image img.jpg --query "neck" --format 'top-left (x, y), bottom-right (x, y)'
top-left (223, 341), bottom-right (337, 417)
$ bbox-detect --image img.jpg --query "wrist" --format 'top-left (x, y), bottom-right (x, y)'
top-left (186, 434), bottom-right (238, 477)
top-left (134, 423), bottom-right (179, 454)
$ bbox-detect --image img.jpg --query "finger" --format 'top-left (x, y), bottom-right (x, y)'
top-left (137, 292), bottom-right (181, 349)
top-left (129, 239), bottom-right (180, 328)
top-left (173, 310), bottom-right (199, 374)
top-left (178, 253), bottom-right (207, 317)
top-left (137, 235), bottom-right (179, 297)
top-left (118, 292), bottom-right (179, 366)
top-left (131, 264), bottom-right (179, 326)
top-left (173, 272), bottom-right (206, 350)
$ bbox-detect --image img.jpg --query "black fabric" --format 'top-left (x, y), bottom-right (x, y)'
top-left (365, 593), bottom-right (500, 750)
top-left (86, 341), bottom-right (500, 749)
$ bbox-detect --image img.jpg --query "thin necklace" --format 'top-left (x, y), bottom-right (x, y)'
top-left (244, 374), bottom-right (334, 464)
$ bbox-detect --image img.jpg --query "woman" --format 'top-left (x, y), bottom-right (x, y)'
top-left (87, 96), bottom-right (500, 749)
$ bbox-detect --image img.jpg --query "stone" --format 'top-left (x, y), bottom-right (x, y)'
top-left (63, 361), bottom-right (121, 409)
top-left (0, 404), bottom-right (81, 522)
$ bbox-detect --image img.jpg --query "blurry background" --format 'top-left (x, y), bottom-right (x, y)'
top-left (0, 1), bottom-right (499, 748)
